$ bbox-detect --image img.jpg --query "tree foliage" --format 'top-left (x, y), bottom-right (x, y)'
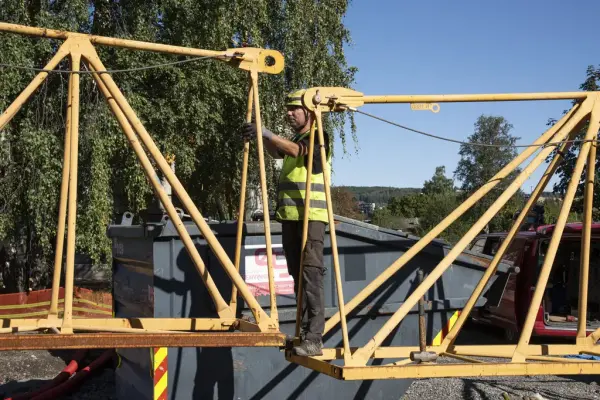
top-left (331, 186), bottom-right (362, 220)
top-left (454, 115), bottom-right (520, 193)
top-left (372, 117), bottom-right (527, 244)
top-left (549, 65), bottom-right (600, 213)
top-left (422, 166), bottom-right (454, 195)
top-left (0, 0), bottom-right (356, 291)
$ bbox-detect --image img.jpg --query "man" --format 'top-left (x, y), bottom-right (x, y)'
top-left (241, 89), bottom-right (331, 356)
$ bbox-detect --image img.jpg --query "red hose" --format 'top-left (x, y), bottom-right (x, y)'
top-left (4, 350), bottom-right (87, 400)
top-left (29, 349), bottom-right (114, 400)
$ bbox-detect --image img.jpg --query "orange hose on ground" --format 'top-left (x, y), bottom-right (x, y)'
top-left (29, 349), bottom-right (115, 400)
top-left (4, 350), bottom-right (87, 400)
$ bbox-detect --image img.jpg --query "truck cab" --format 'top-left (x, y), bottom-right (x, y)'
top-left (468, 222), bottom-right (600, 341)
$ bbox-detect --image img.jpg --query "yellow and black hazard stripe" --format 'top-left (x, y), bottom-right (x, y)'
top-left (432, 310), bottom-right (460, 346)
top-left (153, 347), bottom-right (168, 400)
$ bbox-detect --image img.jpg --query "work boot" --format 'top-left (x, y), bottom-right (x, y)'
top-left (293, 339), bottom-right (323, 357)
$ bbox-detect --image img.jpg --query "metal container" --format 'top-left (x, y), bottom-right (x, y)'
top-left (108, 214), bottom-right (512, 399)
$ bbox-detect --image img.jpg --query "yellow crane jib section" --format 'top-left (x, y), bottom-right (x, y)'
top-left (0, 21), bottom-right (284, 75)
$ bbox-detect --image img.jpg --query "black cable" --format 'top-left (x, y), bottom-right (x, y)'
top-left (344, 106), bottom-right (595, 149)
top-left (0, 55), bottom-right (219, 74)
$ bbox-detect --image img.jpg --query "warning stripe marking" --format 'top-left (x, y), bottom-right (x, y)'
top-left (154, 347), bottom-right (168, 400)
top-left (432, 310), bottom-right (460, 346)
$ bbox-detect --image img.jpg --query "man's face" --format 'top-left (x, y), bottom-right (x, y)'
top-left (286, 105), bottom-right (310, 132)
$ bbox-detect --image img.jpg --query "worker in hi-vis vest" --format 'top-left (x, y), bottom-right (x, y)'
top-left (241, 88), bottom-right (331, 356)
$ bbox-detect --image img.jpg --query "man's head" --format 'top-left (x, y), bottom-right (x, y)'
top-left (285, 89), bottom-right (313, 133)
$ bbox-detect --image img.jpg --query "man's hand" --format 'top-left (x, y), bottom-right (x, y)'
top-left (241, 122), bottom-right (274, 142)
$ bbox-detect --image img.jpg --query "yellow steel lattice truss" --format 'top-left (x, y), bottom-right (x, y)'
top-left (0, 22), bottom-right (285, 348)
top-left (1, 22), bottom-right (600, 380)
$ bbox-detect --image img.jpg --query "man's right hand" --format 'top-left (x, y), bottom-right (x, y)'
top-left (241, 122), bottom-right (257, 142)
top-left (241, 122), bottom-right (274, 142)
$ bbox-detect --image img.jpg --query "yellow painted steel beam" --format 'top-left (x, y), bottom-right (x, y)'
top-left (297, 87), bottom-right (592, 113)
top-left (578, 133), bottom-right (597, 343)
top-left (0, 317), bottom-right (268, 334)
top-left (0, 22), bottom-right (283, 74)
top-left (307, 343), bottom-right (600, 361)
top-left (338, 361), bottom-right (600, 380)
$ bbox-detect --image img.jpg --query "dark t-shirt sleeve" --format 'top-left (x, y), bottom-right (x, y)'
top-left (298, 130), bottom-right (330, 174)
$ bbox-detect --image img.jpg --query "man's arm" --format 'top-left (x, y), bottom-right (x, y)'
top-left (264, 132), bottom-right (307, 158)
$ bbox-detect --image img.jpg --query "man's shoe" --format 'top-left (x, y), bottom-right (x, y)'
top-left (293, 339), bottom-right (323, 357)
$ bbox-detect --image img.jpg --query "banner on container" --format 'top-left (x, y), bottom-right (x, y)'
top-left (244, 244), bottom-right (294, 296)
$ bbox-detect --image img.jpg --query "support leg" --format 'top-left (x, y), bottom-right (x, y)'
top-left (251, 70), bottom-right (278, 325)
top-left (231, 76), bottom-right (254, 308)
top-left (48, 63), bottom-right (73, 318)
top-left (295, 121), bottom-right (317, 337)
top-left (61, 51), bottom-right (82, 334)
top-left (577, 126), bottom-right (597, 343)
top-left (314, 109), bottom-right (351, 362)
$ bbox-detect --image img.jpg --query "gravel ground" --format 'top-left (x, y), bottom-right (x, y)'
top-left (402, 359), bottom-right (600, 400)
top-left (1, 326), bottom-right (599, 400)
top-left (0, 349), bottom-right (116, 400)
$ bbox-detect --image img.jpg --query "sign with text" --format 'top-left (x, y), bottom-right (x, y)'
top-left (244, 244), bottom-right (294, 296)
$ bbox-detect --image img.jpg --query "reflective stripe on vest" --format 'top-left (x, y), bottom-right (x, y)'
top-left (275, 130), bottom-right (331, 223)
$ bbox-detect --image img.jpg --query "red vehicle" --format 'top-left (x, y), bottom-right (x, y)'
top-left (467, 222), bottom-right (600, 341)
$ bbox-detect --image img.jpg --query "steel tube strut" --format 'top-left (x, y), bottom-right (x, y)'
top-left (86, 55), bottom-right (232, 318)
top-left (323, 103), bottom-right (582, 335)
top-left (251, 70), bottom-right (278, 325)
top-left (346, 102), bottom-right (587, 366)
top-left (315, 108), bottom-right (352, 361)
top-left (231, 77), bottom-right (254, 308)
top-left (61, 51), bottom-right (81, 334)
top-left (295, 121), bottom-right (317, 337)
top-left (440, 106), bottom-right (584, 351)
top-left (49, 53), bottom-right (74, 318)
top-left (362, 92), bottom-right (589, 103)
top-left (513, 98), bottom-right (600, 361)
top-left (0, 44), bottom-right (70, 131)
top-left (578, 127), bottom-right (597, 342)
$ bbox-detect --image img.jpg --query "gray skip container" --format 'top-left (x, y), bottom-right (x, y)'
top-left (107, 214), bottom-right (513, 400)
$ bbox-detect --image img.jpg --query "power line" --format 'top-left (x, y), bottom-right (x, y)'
top-left (343, 106), bottom-right (595, 149)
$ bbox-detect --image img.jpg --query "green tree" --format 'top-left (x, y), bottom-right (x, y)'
top-left (548, 65), bottom-right (600, 213)
top-left (453, 115), bottom-right (525, 233)
top-left (0, 1), bottom-right (356, 291)
top-left (371, 207), bottom-right (406, 231)
top-left (454, 115), bottom-right (520, 193)
top-left (387, 193), bottom-right (425, 218)
top-left (331, 186), bottom-right (362, 220)
top-left (422, 166), bottom-right (454, 195)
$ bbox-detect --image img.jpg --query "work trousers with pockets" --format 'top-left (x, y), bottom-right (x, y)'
top-left (281, 220), bottom-right (326, 342)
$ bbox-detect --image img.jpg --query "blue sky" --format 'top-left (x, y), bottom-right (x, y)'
top-left (330, 0), bottom-right (599, 193)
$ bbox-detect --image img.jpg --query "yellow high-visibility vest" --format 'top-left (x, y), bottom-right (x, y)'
top-left (275, 130), bottom-right (332, 223)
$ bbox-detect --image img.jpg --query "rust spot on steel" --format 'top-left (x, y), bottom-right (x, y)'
top-left (0, 332), bottom-right (286, 350)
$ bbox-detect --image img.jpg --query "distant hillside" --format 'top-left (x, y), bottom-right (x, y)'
top-left (339, 186), bottom-right (421, 206)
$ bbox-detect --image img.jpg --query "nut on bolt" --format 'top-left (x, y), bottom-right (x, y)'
top-left (312, 90), bottom-right (322, 106)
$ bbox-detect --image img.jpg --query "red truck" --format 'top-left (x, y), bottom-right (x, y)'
top-left (467, 222), bottom-right (600, 341)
